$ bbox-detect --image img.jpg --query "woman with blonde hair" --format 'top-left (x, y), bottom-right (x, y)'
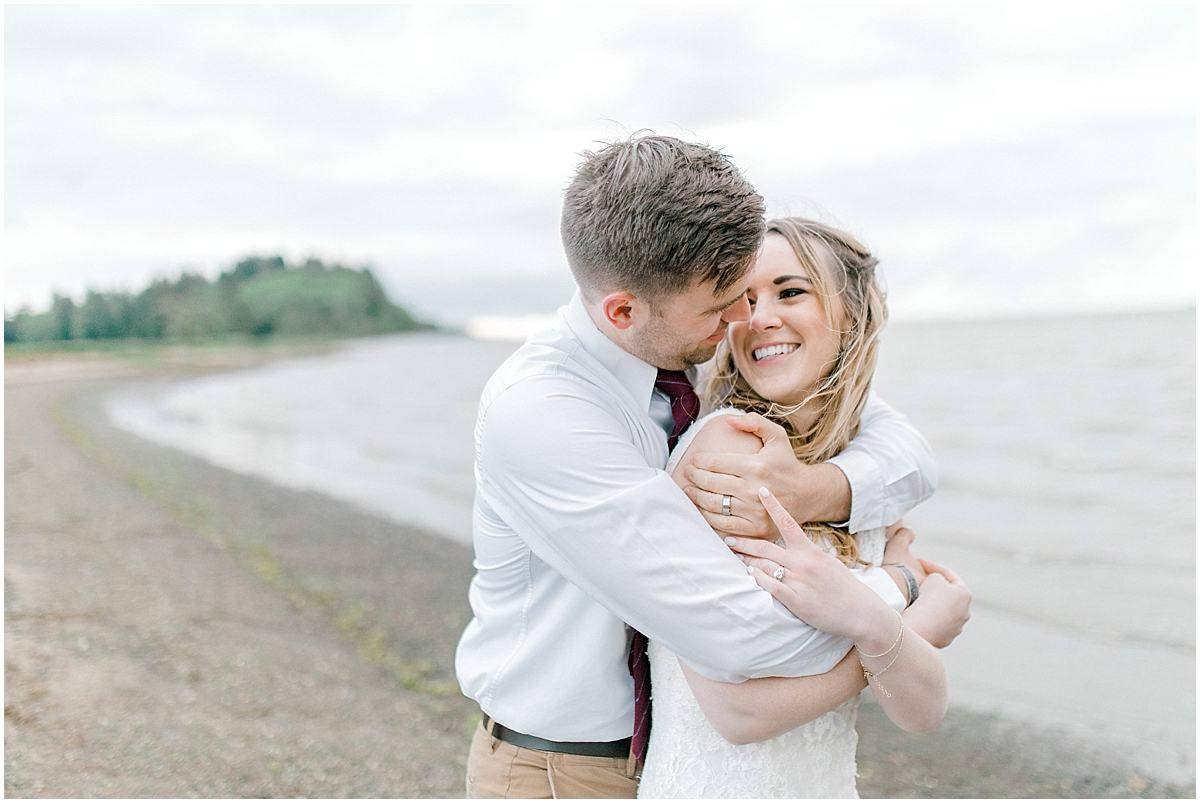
top-left (636, 218), bottom-right (970, 798)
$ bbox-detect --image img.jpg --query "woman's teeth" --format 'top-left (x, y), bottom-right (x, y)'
top-left (753, 343), bottom-right (798, 362)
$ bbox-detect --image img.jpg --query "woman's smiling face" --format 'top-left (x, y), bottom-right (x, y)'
top-left (728, 233), bottom-right (844, 410)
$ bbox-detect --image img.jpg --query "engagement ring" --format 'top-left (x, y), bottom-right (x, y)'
top-left (773, 565), bottom-right (786, 581)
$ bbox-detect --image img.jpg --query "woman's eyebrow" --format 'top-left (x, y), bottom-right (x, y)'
top-left (773, 274), bottom-right (811, 285)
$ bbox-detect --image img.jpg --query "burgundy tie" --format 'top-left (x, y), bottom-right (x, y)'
top-left (654, 369), bottom-right (702, 451)
top-left (628, 369), bottom-right (701, 764)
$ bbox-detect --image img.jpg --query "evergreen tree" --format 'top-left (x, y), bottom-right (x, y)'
top-left (3, 256), bottom-right (431, 344)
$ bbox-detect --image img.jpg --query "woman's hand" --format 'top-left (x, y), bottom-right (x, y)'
top-left (903, 559), bottom-right (972, 648)
top-left (725, 487), bottom-right (896, 647)
top-left (731, 487), bottom-right (952, 735)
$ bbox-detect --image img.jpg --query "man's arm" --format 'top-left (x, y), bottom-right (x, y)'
top-left (683, 393), bottom-right (936, 534)
top-left (826, 392), bottom-right (938, 532)
top-left (478, 376), bottom-right (901, 682)
top-left (680, 414), bottom-right (851, 534)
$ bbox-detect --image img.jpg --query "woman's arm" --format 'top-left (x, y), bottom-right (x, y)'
top-left (677, 574), bottom-right (966, 743)
top-left (729, 489), bottom-right (954, 735)
top-left (678, 648), bottom-right (867, 744)
top-left (669, 416), bottom-right (937, 741)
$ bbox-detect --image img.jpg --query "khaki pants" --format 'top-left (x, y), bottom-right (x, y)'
top-left (465, 720), bottom-right (640, 799)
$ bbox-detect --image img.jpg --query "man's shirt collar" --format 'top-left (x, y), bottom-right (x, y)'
top-left (561, 290), bottom-right (660, 414)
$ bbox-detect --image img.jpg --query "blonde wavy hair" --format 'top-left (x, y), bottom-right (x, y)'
top-left (696, 218), bottom-right (887, 566)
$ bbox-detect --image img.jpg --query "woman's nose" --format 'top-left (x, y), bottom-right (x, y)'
top-left (749, 301), bottom-right (780, 332)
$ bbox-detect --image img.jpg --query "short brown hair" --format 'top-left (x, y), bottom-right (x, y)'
top-left (561, 134), bottom-right (766, 301)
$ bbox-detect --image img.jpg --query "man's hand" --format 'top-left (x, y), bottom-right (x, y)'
top-left (903, 559), bottom-right (972, 648)
top-left (674, 414), bottom-right (776, 539)
top-left (680, 466), bottom-right (777, 540)
top-left (686, 413), bottom-right (852, 533)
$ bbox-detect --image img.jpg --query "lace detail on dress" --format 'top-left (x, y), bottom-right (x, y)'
top-left (638, 527), bottom-right (887, 799)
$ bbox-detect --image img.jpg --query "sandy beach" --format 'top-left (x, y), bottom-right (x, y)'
top-left (5, 348), bottom-right (1194, 798)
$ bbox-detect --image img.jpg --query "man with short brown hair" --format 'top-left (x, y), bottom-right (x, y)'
top-left (456, 135), bottom-right (937, 797)
top-left (561, 134), bottom-right (765, 304)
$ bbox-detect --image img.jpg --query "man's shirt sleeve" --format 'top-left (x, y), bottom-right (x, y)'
top-left (477, 373), bottom-right (860, 683)
top-left (826, 392), bottom-right (938, 533)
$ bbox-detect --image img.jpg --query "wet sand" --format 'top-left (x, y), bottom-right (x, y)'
top-left (5, 352), bottom-right (1194, 798)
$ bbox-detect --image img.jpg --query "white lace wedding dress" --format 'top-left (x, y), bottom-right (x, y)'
top-left (638, 410), bottom-right (885, 799)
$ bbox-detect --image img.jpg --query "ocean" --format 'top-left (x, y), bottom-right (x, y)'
top-left (105, 307), bottom-right (1196, 784)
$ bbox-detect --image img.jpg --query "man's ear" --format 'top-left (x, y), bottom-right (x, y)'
top-left (600, 291), bottom-right (639, 330)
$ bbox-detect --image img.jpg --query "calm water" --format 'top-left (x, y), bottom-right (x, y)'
top-left (106, 308), bottom-right (1196, 783)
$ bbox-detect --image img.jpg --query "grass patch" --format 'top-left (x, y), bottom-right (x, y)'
top-left (249, 544), bottom-right (283, 586)
top-left (7, 334), bottom-right (342, 370)
top-left (49, 393), bottom-right (462, 700)
top-left (50, 397), bottom-right (233, 550)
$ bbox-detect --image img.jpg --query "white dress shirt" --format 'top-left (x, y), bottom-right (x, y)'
top-left (454, 292), bottom-right (936, 742)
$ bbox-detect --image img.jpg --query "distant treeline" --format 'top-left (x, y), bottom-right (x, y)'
top-left (4, 256), bottom-right (433, 343)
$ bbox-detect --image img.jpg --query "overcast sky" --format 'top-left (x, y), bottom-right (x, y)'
top-left (5, 5), bottom-right (1195, 325)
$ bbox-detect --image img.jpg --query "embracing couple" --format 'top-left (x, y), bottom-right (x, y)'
top-left (455, 135), bottom-right (972, 798)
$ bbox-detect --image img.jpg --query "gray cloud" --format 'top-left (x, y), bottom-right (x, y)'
top-left (4, 5), bottom-right (1193, 321)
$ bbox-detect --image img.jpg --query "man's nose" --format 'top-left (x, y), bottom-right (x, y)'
top-left (723, 293), bottom-right (752, 323)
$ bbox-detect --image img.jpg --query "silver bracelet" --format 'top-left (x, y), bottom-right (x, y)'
top-left (884, 563), bottom-right (919, 607)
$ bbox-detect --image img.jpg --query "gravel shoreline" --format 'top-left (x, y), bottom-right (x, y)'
top-left (5, 355), bottom-right (1193, 798)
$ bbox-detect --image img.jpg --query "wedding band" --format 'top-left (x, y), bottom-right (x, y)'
top-left (772, 565), bottom-right (786, 581)
top-left (721, 495), bottom-right (732, 516)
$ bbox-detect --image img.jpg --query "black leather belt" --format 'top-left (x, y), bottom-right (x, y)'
top-left (483, 715), bottom-right (632, 758)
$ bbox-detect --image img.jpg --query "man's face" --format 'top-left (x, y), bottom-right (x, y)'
top-left (629, 277), bottom-right (753, 370)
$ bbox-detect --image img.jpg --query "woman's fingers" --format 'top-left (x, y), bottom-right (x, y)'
top-left (724, 534), bottom-right (788, 564)
top-left (919, 558), bottom-right (964, 586)
top-left (742, 529), bottom-right (888, 643)
top-left (746, 564), bottom-right (796, 601)
top-left (757, 487), bottom-right (819, 552)
top-left (741, 556), bottom-right (783, 577)
top-left (724, 490), bottom-right (825, 580)
top-left (905, 565), bottom-right (972, 647)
